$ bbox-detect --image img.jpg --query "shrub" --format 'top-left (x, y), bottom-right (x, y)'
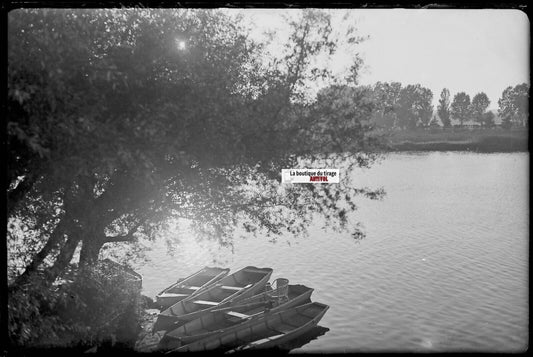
top-left (8, 262), bottom-right (142, 350)
top-left (8, 274), bottom-right (65, 347)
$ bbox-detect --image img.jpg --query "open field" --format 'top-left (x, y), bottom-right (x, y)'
top-left (385, 127), bottom-right (528, 152)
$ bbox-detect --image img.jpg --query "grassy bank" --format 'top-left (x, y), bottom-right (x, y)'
top-left (387, 127), bottom-right (528, 152)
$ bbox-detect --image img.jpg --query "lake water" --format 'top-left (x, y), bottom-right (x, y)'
top-left (135, 152), bottom-right (529, 352)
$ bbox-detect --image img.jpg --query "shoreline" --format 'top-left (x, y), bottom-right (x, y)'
top-left (385, 128), bottom-right (529, 153)
top-left (389, 140), bottom-right (528, 153)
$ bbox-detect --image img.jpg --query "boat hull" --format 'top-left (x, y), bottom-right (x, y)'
top-left (152, 266), bottom-right (272, 333)
top-left (237, 304), bottom-right (329, 350)
top-left (159, 284), bottom-right (314, 350)
top-left (174, 302), bottom-right (329, 352)
top-left (155, 267), bottom-right (229, 309)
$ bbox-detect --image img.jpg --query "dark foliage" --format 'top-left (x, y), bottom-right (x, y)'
top-left (8, 262), bottom-right (141, 349)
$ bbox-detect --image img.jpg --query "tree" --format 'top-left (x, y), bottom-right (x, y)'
top-left (417, 87), bottom-right (434, 127)
top-left (370, 81), bottom-right (402, 129)
top-left (8, 9), bottom-right (383, 287)
top-left (396, 85), bottom-right (417, 130)
top-left (450, 92), bottom-right (471, 126)
top-left (483, 111), bottom-right (496, 127)
top-left (396, 84), bottom-right (433, 129)
top-left (498, 86), bottom-right (515, 128)
top-left (497, 83), bottom-right (529, 127)
top-left (437, 88), bottom-right (452, 127)
top-left (513, 83), bottom-right (529, 127)
top-left (470, 92), bottom-right (490, 127)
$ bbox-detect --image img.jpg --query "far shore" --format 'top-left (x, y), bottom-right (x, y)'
top-left (384, 127), bottom-right (529, 153)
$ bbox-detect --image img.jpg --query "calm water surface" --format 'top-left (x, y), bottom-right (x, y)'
top-left (135, 152), bottom-right (529, 352)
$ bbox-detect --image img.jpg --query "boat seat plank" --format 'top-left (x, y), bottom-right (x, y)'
top-left (225, 311), bottom-right (251, 319)
top-left (159, 293), bottom-right (189, 298)
top-left (183, 285), bottom-right (202, 290)
top-left (243, 268), bottom-right (269, 274)
top-left (192, 299), bottom-right (219, 306)
top-left (220, 285), bottom-right (244, 291)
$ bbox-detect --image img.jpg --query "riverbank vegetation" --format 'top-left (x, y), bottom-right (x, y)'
top-left (361, 81), bottom-right (528, 152)
top-left (8, 261), bottom-right (142, 352)
top-left (363, 81), bottom-right (529, 131)
top-left (387, 127), bottom-right (528, 152)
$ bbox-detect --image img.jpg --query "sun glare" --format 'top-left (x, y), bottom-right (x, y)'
top-left (177, 40), bottom-right (186, 51)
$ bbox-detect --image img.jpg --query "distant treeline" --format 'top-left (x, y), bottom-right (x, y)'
top-left (355, 82), bottom-right (529, 130)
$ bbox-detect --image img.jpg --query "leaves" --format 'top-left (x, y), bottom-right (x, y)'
top-left (8, 9), bottom-right (383, 288)
top-left (437, 88), bottom-right (452, 128)
top-left (470, 92), bottom-right (490, 126)
top-left (8, 262), bottom-right (141, 348)
top-left (396, 84), bottom-right (434, 129)
top-left (498, 83), bottom-right (529, 127)
top-left (450, 92), bottom-right (471, 125)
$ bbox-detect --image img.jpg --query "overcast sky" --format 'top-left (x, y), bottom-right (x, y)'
top-left (231, 9), bottom-right (529, 108)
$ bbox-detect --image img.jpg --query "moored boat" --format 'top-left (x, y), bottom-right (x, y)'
top-left (159, 283), bottom-right (313, 350)
top-left (171, 302), bottom-right (329, 352)
top-left (155, 267), bottom-right (230, 309)
top-left (152, 266), bottom-right (272, 332)
top-left (97, 258), bottom-right (143, 292)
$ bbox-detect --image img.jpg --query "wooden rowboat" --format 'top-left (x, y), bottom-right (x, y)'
top-left (171, 302), bottom-right (329, 352)
top-left (155, 267), bottom-right (230, 309)
top-left (152, 266), bottom-right (272, 333)
top-left (159, 283), bottom-right (314, 350)
top-left (97, 258), bottom-right (143, 292)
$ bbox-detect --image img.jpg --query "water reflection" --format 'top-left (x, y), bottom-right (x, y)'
top-left (230, 326), bottom-right (330, 354)
top-left (135, 318), bottom-right (329, 353)
top-left (280, 325), bottom-right (330, 351)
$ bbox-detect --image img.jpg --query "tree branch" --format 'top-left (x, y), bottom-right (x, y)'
top-left (11, 190), bottom-right (76, 287)
top-left (45, 233), bottom-right (82, 283)
top-left (12, 219), bottom-right (66, 287)
top-left (104, 221), bottom-right (142, 243)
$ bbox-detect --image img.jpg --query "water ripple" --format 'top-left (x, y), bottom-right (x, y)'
top-left (137, 153), bottom-right (528, 352)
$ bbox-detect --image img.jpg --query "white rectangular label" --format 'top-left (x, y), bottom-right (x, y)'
top-left (281, 169), bottom-right (339, 183)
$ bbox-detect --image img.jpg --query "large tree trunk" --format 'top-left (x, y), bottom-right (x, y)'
top-left (79, 235), bottom-right (106, 267)
top-left (12, 173), bottom-right (146, 287)
top-left (11, 189), bottom-right (80, 287)
top-left (78, 197), bottom-right (123, 266)
top-left (12, 220), bottom-right (68, 287)
top-left (44, 233), bottom-right (82, 283)
top-left (78, 224), bottom-right (141, 266)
